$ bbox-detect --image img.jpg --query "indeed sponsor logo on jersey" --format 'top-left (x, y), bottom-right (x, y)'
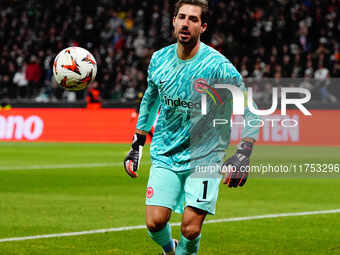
top-left (163, 95), bottom-right (201, 109)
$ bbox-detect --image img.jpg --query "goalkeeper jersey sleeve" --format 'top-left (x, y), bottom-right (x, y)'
top-left (136, 54), bottom-right (160, 132)
top-left (213, 62), bottom-right (260, 141)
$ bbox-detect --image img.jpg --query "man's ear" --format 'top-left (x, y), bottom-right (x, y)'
top-left (201, 23), bottom-right (207, 34)
top-left (173, 16), bottom-right (176, 28)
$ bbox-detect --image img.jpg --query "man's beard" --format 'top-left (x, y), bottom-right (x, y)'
top-left (179, 36), bottom-right (195, 46)
top-left (174, 30), bottom-right (197, 47)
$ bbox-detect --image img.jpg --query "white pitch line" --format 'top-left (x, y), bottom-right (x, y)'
top-left (0, 162), bottom-right (151, 171)
top-left (0, 163), bottom-right (120, 171)
top-left (0, 209), bottom-right (339, 243)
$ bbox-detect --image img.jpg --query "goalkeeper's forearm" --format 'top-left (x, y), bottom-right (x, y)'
top-left (240, 104), bottom-right (260, 142)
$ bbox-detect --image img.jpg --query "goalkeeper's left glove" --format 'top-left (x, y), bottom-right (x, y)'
top-left (221, 140), bottom-right (254, 188)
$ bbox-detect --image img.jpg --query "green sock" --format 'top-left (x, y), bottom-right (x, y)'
top-left (147, 223), bottom-right (174, 253)
top-left (175, 233), bottom-right (201, 255)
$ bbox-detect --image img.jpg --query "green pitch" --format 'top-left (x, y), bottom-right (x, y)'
top-left (0, 142), bottom-right (339, 255)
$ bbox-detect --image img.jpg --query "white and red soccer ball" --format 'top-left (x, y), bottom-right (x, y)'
top-left (53, 47), bottom-right (97, 91)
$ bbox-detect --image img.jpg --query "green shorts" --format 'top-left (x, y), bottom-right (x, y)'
top-left (145, 165), bottom-right (223, 215)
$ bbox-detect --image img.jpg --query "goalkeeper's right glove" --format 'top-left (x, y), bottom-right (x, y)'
top-left (123, 133), bottom-right (146, 178)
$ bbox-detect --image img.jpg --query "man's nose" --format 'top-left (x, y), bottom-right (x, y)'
top-left (182, 17), bottom-right (190, 27)
top-left (181, 24), bottom-right (189, 30)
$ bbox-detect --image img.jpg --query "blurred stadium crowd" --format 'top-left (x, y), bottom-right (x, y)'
top-left (0, 0), bottom-right (339, 104)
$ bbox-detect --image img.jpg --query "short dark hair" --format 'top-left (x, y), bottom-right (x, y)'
top-left (174, 0), bottom-right (208, 25)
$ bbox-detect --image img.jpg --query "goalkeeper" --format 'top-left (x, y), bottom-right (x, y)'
top-left (124, 0), bottom-right (260, 254)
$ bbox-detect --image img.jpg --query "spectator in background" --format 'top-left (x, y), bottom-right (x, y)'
top-left (0, 74), bottom-right (11, 109)
top-left (252, 62), bottom-right (263, 80)
top-left (134, 30), bottom-right (148, 58)
top-left (86, 81), bottom-right (101, 109)
top-left (292, 54), bottom-right (302, 77)
top-left (123, 82), bottom-right (137, 102)
top-left (282, 55), bottom-right (292, 77)
top-left (113, 25), bottom-right (126, 51)
top-left (13, 65), bottom-right (28, 98)
top-left (240, 64), bottom-right (249, 78)
top-left (111, 82), bottom-right (123, 100)
top-left (101, 23), bottom-right (114, 42)
top-left (316, 38), bottom-right (330, 57)
top-left (0, 57), bottom-right (8, 77)
top-left (0, 75), bottom-right (8, 97)
top-left (304, 60), bottom-right (314, 77)
top-left (101, 73), bottom-right (114, 99)
top-left (314, 63), bottom-right (337, 103)
top-left (299, 73), bottom-right (313, 91)
top-left (26, 56), bottom-right (42, 98)
top-left (262, 81), bottom-right (273, 104)
top-left (263, 64), bottom-right (272, 77)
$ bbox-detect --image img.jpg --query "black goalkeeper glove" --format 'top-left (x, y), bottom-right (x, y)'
top-left (222, 140), bottom-right (254, 188)
top-left (124, 133), bottom-right (146, 178)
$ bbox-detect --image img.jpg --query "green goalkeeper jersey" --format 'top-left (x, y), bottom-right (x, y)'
top-left (137, 42), bottom-right (259, 171)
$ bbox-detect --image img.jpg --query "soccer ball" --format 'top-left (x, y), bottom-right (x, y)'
top-left (53, 47), bottom-right (97, 91)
